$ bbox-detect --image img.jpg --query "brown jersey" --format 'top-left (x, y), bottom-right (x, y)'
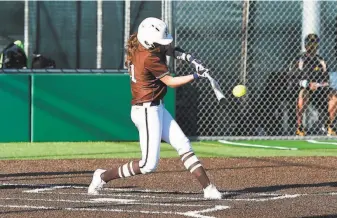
top-left (130, 46), bottom-right (169, 105)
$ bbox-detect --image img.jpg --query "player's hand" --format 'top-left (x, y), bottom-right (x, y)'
top-left (322, 82), bottom-right (329, 87)
top-left (299, 80), bottom-right (309, 88)
top-left (191, 59), bottom-right (206, 72)
top-left (197, 69), bottom-right (208, 78)
top-left (309, 82), bottom-right (319, 91)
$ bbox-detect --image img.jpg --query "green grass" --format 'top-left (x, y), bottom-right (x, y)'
top-left (0, 140), bottom-right (336, 160)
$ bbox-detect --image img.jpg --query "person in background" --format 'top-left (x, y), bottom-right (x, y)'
top-left (31, 53), bottom-right (56, 69)
top-left (289, 33), bottom-right (337, 136)
top-left (0, 40), bottom-right (27, 69)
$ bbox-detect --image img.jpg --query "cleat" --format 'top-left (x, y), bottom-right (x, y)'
top-left (88, 169), bottom-right (107, 195)
top-left (203, 184), bottom-right (222, 199)
top-left (296, 124), bottom-right (306, 136)
top-left (327, 127), bottom-right (337, 136)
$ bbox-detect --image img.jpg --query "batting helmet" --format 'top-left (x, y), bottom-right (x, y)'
top-left (305, 33), bottom-right (319, 50)
top-left (137, 17), bottom-right (173, 49)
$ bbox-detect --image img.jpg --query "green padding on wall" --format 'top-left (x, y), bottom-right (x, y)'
top-left (0, 75), bottom-right (29, 142)
top-left (32, 74), bottom-right (175, 142)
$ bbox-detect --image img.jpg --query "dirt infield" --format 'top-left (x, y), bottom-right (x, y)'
top-left (1, 157), bottom-right (337, 218)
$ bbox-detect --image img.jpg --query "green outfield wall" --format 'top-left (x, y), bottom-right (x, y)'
top-left (0, 72), bottom-right (175, 142)
top-left (0, 75), bottom-right (30, 142)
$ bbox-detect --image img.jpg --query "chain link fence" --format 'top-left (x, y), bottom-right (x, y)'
top-left (2, 0), bottom-right (337, 140)
top-left (0, 2), bottom-right (24, 50)
top-left (174, 1), bottom-right (337, 140)
top-left (26, 1), bottom-right (160, 69)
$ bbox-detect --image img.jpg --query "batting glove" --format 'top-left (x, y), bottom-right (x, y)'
top-left (197, 68), bottom-right (208, 78)
top-left (193, 69), bottom-right (208, 81)
top-left (191, 59), bottom-right (206, 72)
top-left (299, 80), bottom-right (309, 88)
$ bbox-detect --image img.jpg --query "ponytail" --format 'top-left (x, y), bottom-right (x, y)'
top-left (125, 33), bottom-right (139, 68)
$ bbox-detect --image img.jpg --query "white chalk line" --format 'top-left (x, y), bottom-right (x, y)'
top-left (38, 191), bottom-right (218, 201)
top-left (183, 206), bottom-right (230, 218)
top-left (0, 183), bottom-right (287, 197)
top-left (2, 183), bottom-right (228, 196)
top-left (24, 185), bottom-right (83, 193)
top-left (7, 184), bottom-right (199, 194)
top-left (0, 204), bottom-right (228, 218)
top-left (0, 204), bottom-right (55, 210)
top-left (2, 184), bottom-right (337, 218)
top-left (218, 140), bottom-right (298, 150)
top-left (307, 140), bottom-right (337, 145)
top-left (0, 197), bottom-right (211, 207)
top-left (2, 183), bottom-right (220, 201)
top-left (1, 183), bottom-right (230, 217)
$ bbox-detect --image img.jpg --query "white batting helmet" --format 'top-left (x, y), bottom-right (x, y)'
top-left (137, 17), bottom-right (173, 49)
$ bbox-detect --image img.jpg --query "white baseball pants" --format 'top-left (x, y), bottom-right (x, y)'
top-left (131, 102), bottom-right (192, 174)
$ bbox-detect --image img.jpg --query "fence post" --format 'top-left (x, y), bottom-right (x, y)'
top-left (302, 0), bottom-right (320, 53)
top-left (123, 0), bottom-right (131, 69)
top-left (96, 0), bottom-right (103, 69)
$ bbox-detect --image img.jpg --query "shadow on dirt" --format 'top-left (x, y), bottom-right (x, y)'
top-left (1, 170), bottom-right (93, 178)
top-left (301, 215), bottom-right (337, 218)
top-left (0, 183), bottom-right (137, 190)
top-left (0, 209), bottom-right (60, 215)
top-left (222, 181), bottom-right (337, 198)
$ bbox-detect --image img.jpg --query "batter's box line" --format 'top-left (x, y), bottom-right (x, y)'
top-left (1, 183), bottom-right (275, 197)
top-left (18, 183), bottom-right (277, 198)
top-left (2, 183), bottom-right (202, 194)
top-left (0, 197), bottom-right (213, 207)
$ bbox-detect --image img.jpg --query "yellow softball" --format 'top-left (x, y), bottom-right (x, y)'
top-left (232, 85), bottom-right (247, 98)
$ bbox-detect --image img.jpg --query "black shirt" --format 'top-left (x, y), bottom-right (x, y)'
top-left (289, 52), bottom-right (328, 84)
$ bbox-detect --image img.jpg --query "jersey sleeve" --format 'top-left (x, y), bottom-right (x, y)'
top-left (318, 55), bottom-right (328, 72)
top-left (287, 55), bottom-right (306, 89)
top-left (145, 55), bottom-right (169, 79)
top-left (160, 44), bottom-right (193, 62)
top-left (159, 44), bottom-right (173, 56)
top-left (288, 56), bottom-right (300, 78)
top-left (318, 57), bottom-right (329, 83)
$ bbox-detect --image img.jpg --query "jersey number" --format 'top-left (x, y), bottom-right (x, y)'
top-left (130, 64), bottom-right (136, 83)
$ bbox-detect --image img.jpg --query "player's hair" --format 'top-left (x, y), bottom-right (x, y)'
top-left (125, 33), bottom-right (161, 68)
top-left (305, 33), bottom-right (319, 51)
top-left (125, 33), bottom-right (139, 68)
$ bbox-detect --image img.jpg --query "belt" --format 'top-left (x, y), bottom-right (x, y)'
top-left (134, 99), bottom-right (162, 106)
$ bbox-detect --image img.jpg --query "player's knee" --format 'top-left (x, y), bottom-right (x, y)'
top-left (139, 160), bottom-right (158, 174)
top-left (299, 89), bottom-right (308, 99)
top-left (298, 99), bottom-right (304, 108)
top-left (298, 96), bottom-right (308, 108)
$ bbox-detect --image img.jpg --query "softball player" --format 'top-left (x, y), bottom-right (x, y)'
top-left (289, 33), bottom-right (337, 136)
top-left (89, 17), bottom-right (222, 199)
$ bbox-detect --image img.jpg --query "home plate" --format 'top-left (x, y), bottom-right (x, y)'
top-left (90, 198), bottom-right (136, 203)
